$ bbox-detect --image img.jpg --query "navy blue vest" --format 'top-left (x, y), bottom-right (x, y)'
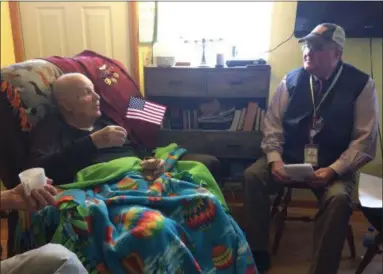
top-left (282, 62), bottom-right (369, 167)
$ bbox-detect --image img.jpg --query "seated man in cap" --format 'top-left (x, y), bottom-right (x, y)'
top-left (244, 23), bottom-right (379, 274)
top-left (0, 179), bottom-right (88, 273)
top-left (27, 73), bottom-right (219, 185)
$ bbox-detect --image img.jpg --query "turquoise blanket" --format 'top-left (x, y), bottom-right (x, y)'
top-left (16, 145), bottom-right (257, 273)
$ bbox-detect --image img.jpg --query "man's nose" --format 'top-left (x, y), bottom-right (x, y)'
top-left (304, 47), bottom-right (313, 55)
top-left (304, 49), bottom-right (315, 59)
top-left (93, 92), bottom-right (100, 101)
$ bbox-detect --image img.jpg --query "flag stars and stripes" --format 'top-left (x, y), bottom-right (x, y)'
top-left (126, 97), bottom-right (166, 125)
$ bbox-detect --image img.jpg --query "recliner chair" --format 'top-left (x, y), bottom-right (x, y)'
top-left (0, 59), bottom-right (63, 257)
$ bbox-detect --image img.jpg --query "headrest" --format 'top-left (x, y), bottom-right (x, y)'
top-left (0, 59), bottom-right (63, 131)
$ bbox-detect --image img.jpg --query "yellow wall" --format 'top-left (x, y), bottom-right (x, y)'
top-left (1, 2), bottom-right (15, 68)
top-left (138, 45), bottom-right (151, 93)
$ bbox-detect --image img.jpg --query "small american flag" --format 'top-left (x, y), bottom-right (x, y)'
top-left (126, 97), bottom-right (166, 125)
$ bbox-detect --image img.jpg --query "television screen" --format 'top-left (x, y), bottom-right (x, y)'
top-left (294, 1), bottom-right (383, 38)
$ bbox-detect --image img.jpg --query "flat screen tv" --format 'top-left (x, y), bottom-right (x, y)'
top-left (294, 1), bottom-right (383, 38)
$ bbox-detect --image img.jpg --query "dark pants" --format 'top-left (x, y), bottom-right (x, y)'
top-left (244, 156), bottom-right (354, 274)
top-left (179, 153), bottom-right (221, 184)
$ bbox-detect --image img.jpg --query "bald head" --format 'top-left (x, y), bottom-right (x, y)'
top-left (53, 73), bottom-right (101, 126)
top-left (53, 73), bottom-right (92, 102)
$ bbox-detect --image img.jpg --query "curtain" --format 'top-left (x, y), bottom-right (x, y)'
top-left (138, 2), bottom-right (157, 44)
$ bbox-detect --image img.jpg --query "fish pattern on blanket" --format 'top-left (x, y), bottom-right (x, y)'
top-left (19, 149), bottom-right (257, 274)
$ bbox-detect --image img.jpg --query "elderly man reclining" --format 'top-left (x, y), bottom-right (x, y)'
top-left (27, 73), bottom-right (219, 185)
top-left (0, 178), bottom-right (87, 274)
top-left (17, 73), bottom-right (256, 273)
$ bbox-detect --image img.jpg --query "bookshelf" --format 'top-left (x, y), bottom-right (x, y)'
top-left (144, 66), bottom-right (271, 186)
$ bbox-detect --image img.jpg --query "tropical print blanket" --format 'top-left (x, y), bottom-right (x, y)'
top-left (15, 144), bottom-right (257, 274)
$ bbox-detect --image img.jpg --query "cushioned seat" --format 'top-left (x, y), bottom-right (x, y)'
top-left (1, 59), bottom-right (63, 257)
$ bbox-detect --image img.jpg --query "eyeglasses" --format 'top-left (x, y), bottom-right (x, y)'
top-left (301, 43), bottom-right (336, 52)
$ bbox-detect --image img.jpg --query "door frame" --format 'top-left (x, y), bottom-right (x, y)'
top-left (8, 2), bottom-right (140, 86)
top-left (8, 2), bottom-right (23, 63)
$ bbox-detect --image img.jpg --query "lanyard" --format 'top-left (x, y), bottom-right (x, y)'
top-left (309, 65), bottom-right (343, 117)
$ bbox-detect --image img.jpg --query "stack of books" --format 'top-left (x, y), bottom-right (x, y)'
top-left (161, 102), bottom-right (266, 131)
top-left (228, 102), bottom-right (265, 132)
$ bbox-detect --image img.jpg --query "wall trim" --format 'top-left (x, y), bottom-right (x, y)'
top-left (8, 2), bottom-right (24, 63)
top-left (128, 2), bottom-right (140, 88)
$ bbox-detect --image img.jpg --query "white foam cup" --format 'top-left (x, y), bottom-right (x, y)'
top-left (18, 168), bottom-right (46, 196)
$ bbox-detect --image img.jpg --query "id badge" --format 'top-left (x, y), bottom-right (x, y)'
top-left (304, 144), bottom-right (318, 167)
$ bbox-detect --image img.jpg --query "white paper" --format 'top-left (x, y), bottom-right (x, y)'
top-left (283, 163), bottom-right (315, 182)
top-left (358, 173), bottom-right (383, 208)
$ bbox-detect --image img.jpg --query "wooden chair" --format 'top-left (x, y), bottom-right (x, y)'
top-left (270, 183), bottom-right (356, 259)
top-left (355, 233), bottom-right (382, 274)
top-left (355, 206), bottom-right (382, 274)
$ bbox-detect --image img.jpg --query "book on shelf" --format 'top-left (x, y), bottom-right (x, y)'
top-left (161, 102), bottom-right (266, 132)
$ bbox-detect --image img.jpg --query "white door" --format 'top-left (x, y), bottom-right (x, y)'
top-left (19, 1), bottom-right (132, 74)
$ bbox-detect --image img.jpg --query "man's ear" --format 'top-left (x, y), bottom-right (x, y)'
top-left (335, 47), bottom-right (343, 60)
top-left (59, 98), bottom-right (73, 112)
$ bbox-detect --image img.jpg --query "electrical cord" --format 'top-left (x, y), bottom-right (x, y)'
top-left (264, 32), bottom-right (295, 54)
top-left (369, 37), bottom-right (383, 156)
